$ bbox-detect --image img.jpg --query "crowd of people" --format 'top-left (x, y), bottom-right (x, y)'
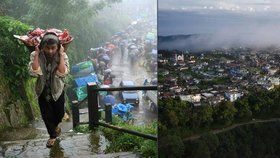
top-left (85, 17), bottom-right (157, 87)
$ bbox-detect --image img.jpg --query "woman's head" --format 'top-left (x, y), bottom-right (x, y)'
top-left (40, 33), bottom-right (60, 56)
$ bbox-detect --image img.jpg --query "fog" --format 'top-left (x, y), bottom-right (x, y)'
top-left (158, 9), bottom-right (280, 50)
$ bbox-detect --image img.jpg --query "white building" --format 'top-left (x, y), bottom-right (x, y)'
top-left (269, 77), bottom-right (280, 86)
top-left (201, 93), bottom-right (214, 99)
top-left (175, 54), bottom-right (184, 62)
top-left (268, 68), bottom-right (278, 75)
top-left (180, 94), bottom-right (201, 103)
top-left (225, 91), bottom-right (242, 102)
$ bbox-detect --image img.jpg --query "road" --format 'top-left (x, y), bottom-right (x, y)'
top-left (183, 118), bottom-right (280, 142)
top-left (109, 49), bottom-right (157, 125)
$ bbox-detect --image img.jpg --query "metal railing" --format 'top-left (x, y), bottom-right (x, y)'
top-left (71, 82), bottom-right (158, 141)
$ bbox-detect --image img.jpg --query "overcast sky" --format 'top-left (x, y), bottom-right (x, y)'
top-left (159, 0), bottom-right (280, 36)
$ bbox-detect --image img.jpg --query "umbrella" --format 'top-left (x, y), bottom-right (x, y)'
top-left (103, 95), bottom-right (115, 105)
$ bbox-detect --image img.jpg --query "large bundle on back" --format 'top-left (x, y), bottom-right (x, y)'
top-left (14, 28), bottom-right (73, 52)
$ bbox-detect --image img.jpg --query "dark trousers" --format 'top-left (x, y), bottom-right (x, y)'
top-left (38, 91), bottom-right (65, 139)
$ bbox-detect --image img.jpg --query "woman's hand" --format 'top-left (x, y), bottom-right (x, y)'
top-left (59, 44), bottom-right (64, 55)
top-left (35, 44), bottom-right (40, 55)
top-left (57, 44), bottom-right (67, 75)
top-left (32, 44), bottom-right (40, 71)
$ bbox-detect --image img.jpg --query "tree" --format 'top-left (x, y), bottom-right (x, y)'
top-left (190, 140), bottom-right (211, 158)
top-left (2, 0), bottom-right (128, 64)
top-left (234, 98), bottom-right (252, 120)
top-left (214, 101), bottom-right (237, 125)
top-left (159, 134), bottom-right (185, 158)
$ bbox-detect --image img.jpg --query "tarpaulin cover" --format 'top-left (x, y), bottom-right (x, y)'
top-left (71, 61), bottom-right (94, 74)
top-left (74, 74), bottom-right (99, 87)
top-left (74, 86), bottom-right (87, 101)
top-left (112, 103), bottom-right (134, 115)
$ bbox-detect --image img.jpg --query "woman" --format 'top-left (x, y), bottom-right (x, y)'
top-left (28, 32), bottom-right (70, 148)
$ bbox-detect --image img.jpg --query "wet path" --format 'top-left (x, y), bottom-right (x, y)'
top-left (0, 133), bottom-right (138, 157)
top-left (0, 120), bottom-right (139, 157)
top-left (0, 48), bottom-right (156, 158)
top-left (110, 49), bottom-right (157, 125)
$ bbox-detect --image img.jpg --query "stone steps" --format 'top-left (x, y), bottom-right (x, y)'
top-left (0, 132), bottom-right (139, 158)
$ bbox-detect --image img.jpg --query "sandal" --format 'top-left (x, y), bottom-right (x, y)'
top-left (46, 138), bottom-right (56, 148)
top-left (62, 112), bottom-right (70, 121)
top-left (55, 126), bottom-right (61, 137)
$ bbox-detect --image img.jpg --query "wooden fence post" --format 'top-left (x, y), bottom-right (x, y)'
top-left (105, 103), bottom-right (112, 123)
top-left (71, 100), bottom-right (79, 128)
top-left (87, 82), bottom-right (99, 128)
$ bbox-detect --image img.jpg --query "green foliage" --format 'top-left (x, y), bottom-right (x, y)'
top-left (0, 0), bottom-right (29, 17)
top-left (24, 78), bottom-right (40, 118)
top-left (102, 118), bottom-right (157, 157)
top-left (213, 101), bottom-right (237, 125)
top-left (0, 16), bottom-right (31, 97)
top-left (21, 0), bottom-right (126, 64)
top-left (159, 87), bottom-right (280, 134)
top-left (73, 124), bottom-right (91, 133)
top-left (71, 116), bottom-right (157, 157)
top-left (183, 121), bottom-right (280, 157)
top-left (159, 87), bottom-right (280, 157)
top-left (159, 134), bottom-right (185, 158)
top-left (198, 77), bottom-right (231, 89)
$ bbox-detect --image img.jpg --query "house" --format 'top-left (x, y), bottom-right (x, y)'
top-left (257, 77), bottom-right (268, 85)
top-left (268, 68), bottom-right (278, 75)
top-left (208, 95), bottom-right (225, 106)
top-left (201, 93), bottom-right (214, 99)
top-left (170, 86), bottom-right (184, 93)
top-left (263, 84), bottom-right (274, 90)
top-left (180, 94), bottom-right (201, 104)
top-left (225, 91), bottom-right (242, 102)
top-left (269, 77), bottom-right (280, 86)
top-left (175, 53), bottom-right (184, 62)
top-left (159, 59), bottom-right (168, 64)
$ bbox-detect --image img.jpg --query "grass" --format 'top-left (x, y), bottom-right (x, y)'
top-left (73, 116), bottom-right (158, 157)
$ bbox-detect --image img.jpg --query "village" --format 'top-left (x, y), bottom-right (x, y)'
top-left (158, 48), bottom-right (280, 106)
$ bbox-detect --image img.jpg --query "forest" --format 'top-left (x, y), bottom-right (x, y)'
top-left (159, 86), bottom-right (280, 157)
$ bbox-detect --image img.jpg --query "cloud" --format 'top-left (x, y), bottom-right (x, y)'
top-left (159, 0), bottom-right (280, 12)
top-left (158, 9), bottom-right (280, 49)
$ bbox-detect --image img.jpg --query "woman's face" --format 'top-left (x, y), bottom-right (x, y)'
top-left (43, 44), bottom-right (58, 57)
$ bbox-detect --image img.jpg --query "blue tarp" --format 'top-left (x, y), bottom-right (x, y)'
top-left (71, 61), bottom-right (94, 76)
top-left (112, 103), bottom-right (134, 115)
top-left (112, 103), bottom-right (134, 121)
top-left (74, 74), bottom-right (99, 87)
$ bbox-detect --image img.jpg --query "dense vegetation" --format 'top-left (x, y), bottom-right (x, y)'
top-left (159, 86), bottom-right (280, 157)
top-left (167, 121), bottom-right (280, 158)
top-left (74, 116), bottom-right (158, 157)
top-left (1, 0), bottom-right (128, 65)
top-left (0, 16), bottom-right (38, 127)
